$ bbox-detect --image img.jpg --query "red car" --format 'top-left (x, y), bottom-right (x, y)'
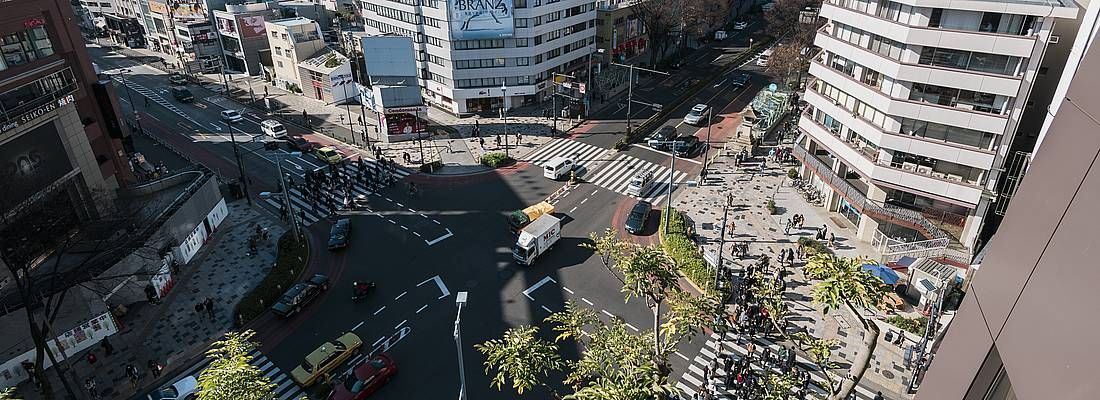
top-left (329, 353), bottom-right (397, 400)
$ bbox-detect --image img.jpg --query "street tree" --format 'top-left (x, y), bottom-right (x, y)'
top-left (631, 0), bottom-right (679, 66)
top-left (764, 0), bottom-right (820, 39)
top-left (681, 0), bottom-right (730, 44)
top-left (580, 229), bottom-right (627, 285)
top-left (807, 255), bottom-right (887, 399)
top-left (0, 387), bottom-right (19, 400)
top-left (750, 275), bottom-right (792, 339)
top-left (0, 181), bottom-right (178, 399)
top-left (764, 43), bottom-right (807, 88)
top-left (761, 372), bottom-right (803, 400)
top-left (197, 330), bottom-right (277, 400)
top-left (793, 332), bottom-right (839, 389)
top-left (614, 244), bottom-right (680, 358)
top-left (474, 325), bottom-right (565, 395)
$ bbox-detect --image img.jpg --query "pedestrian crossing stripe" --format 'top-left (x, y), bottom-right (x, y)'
top-left (265, 162), bottom-right (410, 226)
top-left (114, 77), bottom-right (187, 118)
top-left (520, 138), bottom-right (611, 169)
top-left (584, 153), bottom-right (687, 203)
top-left (676, 332), bottom-right (880, 400)
top-left (169, 349), bottom-right (305, 400)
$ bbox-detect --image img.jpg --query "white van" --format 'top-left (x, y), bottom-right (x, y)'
top-left (626, 170), bottom-right (654, 197)
top-left (261, 119), bottom-right (287, 138)
top-left (543, 156), bottom-right (575, 180)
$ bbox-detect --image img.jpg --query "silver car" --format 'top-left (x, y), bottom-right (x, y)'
top-left (683, 104), bottom-right (709, 126)
top-left (220, 109), bottom-right (244, 123)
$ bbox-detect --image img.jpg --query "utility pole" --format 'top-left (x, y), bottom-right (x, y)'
top-left (501, 83), bottom-right (509, 158)
top-left (610, 62), bottom-right (668, 137)
top-left (454, 291), bottom-right (469, 400)
top-left (226, 121), bottom-right (252, 206)
top-left (715, 201), bottom-right (729, 289)
top-left (703, 108), bottom-right (714, 172)
top-left (416, 107), bottom-right (425, 163)
top-left (585, 39), bottom-right (594, 118)
top-left (664, 147), bottom-right (676, 234)
top-left (273, 151), bottom-right (302, 243)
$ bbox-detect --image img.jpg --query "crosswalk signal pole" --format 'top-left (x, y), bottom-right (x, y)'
top-left (226, 122), bottom-right (252, 206)
top-left (274, 152), bottom-right (302, 243)
top-left (610, 62), bottom-right (669, 138)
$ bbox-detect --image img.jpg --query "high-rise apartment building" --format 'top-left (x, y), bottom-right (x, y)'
top-left (793, 0), bottom-right (1077, 253)
top-left (0, 0), bottom-right (132, 239)
top-left (358, 0), bottom-right (597, 114)
top-left (914, 5), bottom-right (1100, 397)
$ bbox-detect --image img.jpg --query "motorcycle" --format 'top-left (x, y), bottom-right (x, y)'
top-left (352, 281), bottom-right (376, 301)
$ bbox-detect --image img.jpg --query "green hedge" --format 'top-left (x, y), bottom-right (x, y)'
top-left (886, 315), bottom-right (928, 336)
top-left (480, 152), bottom-right (513, 168)
top-left (797, 236), bottom-right (834, 256)
top-left (787, 168), bottom-right (799, 180)
top-left (236, 234), bottom-right (310, 325)
top-left (658, 208), bottom-right (714, 294)
top-left (766, 199), bottom-right (778, 215)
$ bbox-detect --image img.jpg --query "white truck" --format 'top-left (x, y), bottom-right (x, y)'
top-left (512, 214), bottom-right (562, 265)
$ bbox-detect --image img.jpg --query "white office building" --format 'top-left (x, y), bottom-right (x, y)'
top-left (358, 0), bottom-right (596, 114)
top-left (793, 0), bottom-right (1077, 254)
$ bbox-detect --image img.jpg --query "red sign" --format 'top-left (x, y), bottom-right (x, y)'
top-left (24, 17), bottom-right (45, 28)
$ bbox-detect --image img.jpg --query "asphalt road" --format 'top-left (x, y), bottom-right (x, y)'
top-left (91, 23), bottom-right (776, 399)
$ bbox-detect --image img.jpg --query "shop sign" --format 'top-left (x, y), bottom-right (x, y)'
top-left (383, 105), bottom-right (427, 114)
top-left (24, 17), bottom-right (45, 28)
top-left (0, 94), bottom-right (76, 135)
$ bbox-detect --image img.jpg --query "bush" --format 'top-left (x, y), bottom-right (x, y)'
top-left (480, 152), bottom-right (513, 168)
top-left (886, 315), bottom-right (928, 336)
top-left (419, 160), bottom-right (443, 173)
top-left (236, 234), bottom-right (310, 325)
top-left (787, 168), bottom-right (799, 180)
top-left (766, 199), bottom-right (778, 215)
top-left (613, 138), bottom-right (630, 151)
top-left (658, 208), bottom-right (714, 294)
top-left (797, 236), bottom-right (834, 256)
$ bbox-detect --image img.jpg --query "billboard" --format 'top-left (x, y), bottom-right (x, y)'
top-left (238, 16), bottom-right (266, 37)
top-left (448, 0), bottom-right (514, 40)
top-left (0, 122), bottom-right (75, 208)
top-left (360, 36), bottom-right (417, 79)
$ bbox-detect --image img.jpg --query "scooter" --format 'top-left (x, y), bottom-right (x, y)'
top-left (352, 281), bottom-right (376, 302)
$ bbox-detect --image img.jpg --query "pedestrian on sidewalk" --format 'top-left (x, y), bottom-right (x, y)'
top-left (194, 302), bottom-right (205, 320)
top-left (205, 297), bottom-right (215, 320)
top-left (85, 378), bottom-right (99, 400)
top-left (403, 152), bottom-right (411, 164)
top-left (148, 359), bottom-right (162, 378)
top-left (125, 364), bottom-right (140, 388)
top-left (101, 337), bottom-right (114, 356)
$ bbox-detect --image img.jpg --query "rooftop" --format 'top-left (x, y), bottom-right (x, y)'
top-left (271, 17), bottom-right (316, 27)
top-left (300, 46), bottom-right (349, 73)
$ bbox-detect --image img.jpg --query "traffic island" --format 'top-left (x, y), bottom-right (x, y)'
top-left (658, 207), bottom-right (715, 295)
top-left (235, 233), bottom-right (311, 325)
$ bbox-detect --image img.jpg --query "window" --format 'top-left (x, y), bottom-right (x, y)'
top-left (1, 26), bottom-right (56, 70)
top-left (862, 69), bottom-right (883, 89)
top-left (274, 46), bottom-right (282, 56)
top-left (899, 117), bottom-right (996, 150)
top-left (517, 57), bottom-right (529, 66)
top-left (515, 38), bottom-right (529, 47)
top-left (515, 18), bottom-right (528, 28)
top-left (271, 31), bottom-right (277, 38)
top-left (277, 60), bottom-right (283, 67)
top-left (928, 8), bottom-right (943, 27)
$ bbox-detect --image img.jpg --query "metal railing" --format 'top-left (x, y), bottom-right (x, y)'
top-left (793, 143), bottom-right (951, 241)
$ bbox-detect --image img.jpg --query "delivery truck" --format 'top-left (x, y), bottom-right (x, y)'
top-left (513, 214), bottom-right (561, 265)
top-left (508, 201), bottom-right (555, 232)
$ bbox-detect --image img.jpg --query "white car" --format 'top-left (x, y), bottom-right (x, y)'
top-left (733, 21), bottom-right (748, 30)
top-left (147, 376), bottom-right (198, 400)
top-left (220, 109), bottom-right (244, 123)
top-left (683, 104), bottom-right (709, 126)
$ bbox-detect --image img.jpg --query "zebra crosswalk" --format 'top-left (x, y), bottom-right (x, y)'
top-left (523, 139), bottom-right (688, 203)
top-left (263, 161), bottom-right (411, 226)
top-left (677, 332), bottom-right (880, 400)
top-left (164, 349), bottom-right (305, 400)
top-left (112, 76), bottom-right (186, 116)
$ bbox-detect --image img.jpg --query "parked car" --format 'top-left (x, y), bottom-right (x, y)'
top-left (220, 109), bottom-right (244, 123)
top-left (290, 332), bottom-right (363, 387)
top-left (168, 74), bottom-right (187, 85)
top-left (624, 200), bottom-right (651, 234)
top-left (287, 136), bottom-right (315, 152)
top-left (272, 274), bottom-right (329, 317)
top-left (170, 87), bottom-right (194, 103)
top-left (316, 146), bottom-right (344, 164)
top-left (327, 353), bottom-right (397, 400)
top-left (683, 104), bottom-right (709, 126)
top-left (672, 135), bottom-right (702, 157)
top-left (147, 376), bottom-right (198, 400)
top-left (731, 73), bottom-right (751, 87)
top-left (647, 126), bottom-right (678, 150)
top-left (733, 21), bottom-right (748, 30)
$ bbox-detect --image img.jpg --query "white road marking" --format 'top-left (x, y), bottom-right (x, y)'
top-left (591, 190), bottom-right (598, 196)
top-left (352, 321), bottom-right (364, 331)
top-left (395, 291), bottom-right (407, 301)
top-left (522, 276), bottom-right (557, 300)
top-left (625, 323), bottom-right (639, 331)
top-left (675, 352), bottom-right (690, 361)
top-left (601, 309), bottom-right (615, 318)
top-left (416, 304), bottom-right (429, 314)
top-left (570, 206), bottom-right (578, 213)
top-left (581, 298), bottom-right (594, 306)
top-left (372, 336), bottom-right (387, 347)
top-left (541, 305), bottom-right (554, 314)
top-left (413, 231), bottom-right (422, 237)
top-left (417, 275), bottom-right (450, 298)
top-left (394, 320), bottom-right (407, 330)
top-left (425, 228), bottom-right (453, 245)
top-left (400, 225), bottom-right (409, 230)
top-left (373, 306), bottom-right (386, 315)
top-left (562, 287), bottom-right (574, 294)
top-left (580, 198), bottom-right (588, 204)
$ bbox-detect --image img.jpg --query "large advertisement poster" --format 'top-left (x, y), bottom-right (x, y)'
top-left (0, 122), bottom-right (75, 208)
top-left (384, 112), bottom-right (426, 136)
top-left (448, 0), bottom-right (514, 40)
top-left (238, 16), bottom-right (266, 37)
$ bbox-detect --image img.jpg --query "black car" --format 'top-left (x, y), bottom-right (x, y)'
top-left (672, 135), bottom-right (701, 157)
top-left (328, 218), bottom-right (351, 250)
top-left (624, 200), bottom-right (651, 235)
top-left (170, 87), bottom-right (194, 103)
top-left (647, 126), bottom-right (678, 150)
top-left (286, 136), bottom-right (315, 153)
top-left (731, 73), bottom-right (751, 87)
top-left (271, 274), bottom-right (329, 317)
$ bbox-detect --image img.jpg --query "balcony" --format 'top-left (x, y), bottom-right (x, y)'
top-left (793, 143), bottom-right (952, 241)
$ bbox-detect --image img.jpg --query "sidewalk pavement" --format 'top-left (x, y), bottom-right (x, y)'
top-left (16, 201), bottom-right (285, 400)
top-left (670, 114), bottom-right (918, 397)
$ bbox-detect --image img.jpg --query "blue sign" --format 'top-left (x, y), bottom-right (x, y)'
top-left (448, 0), bottom-right (515, 40)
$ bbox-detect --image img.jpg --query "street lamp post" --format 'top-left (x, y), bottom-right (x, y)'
top-left (273, 151), bottom-right (303, 243)
top-left (113, 68), bottom-right (144, 135)
top-left (609, 62), bottom-right (669, 137)
top-left (225, 121), bottom-right (253, 206)
top-left (715, 201), bottom-right (729, 289)
top-left (454, 291), bottom-right (469, 400)
top-left (501, 84), bottom-right (509, 158)
top-left (664, 146), bottom-right (676, 235)
top-left (361, 103), bottom-right (372, 149)
top-left (703, 108), bottom-right (714, 173)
